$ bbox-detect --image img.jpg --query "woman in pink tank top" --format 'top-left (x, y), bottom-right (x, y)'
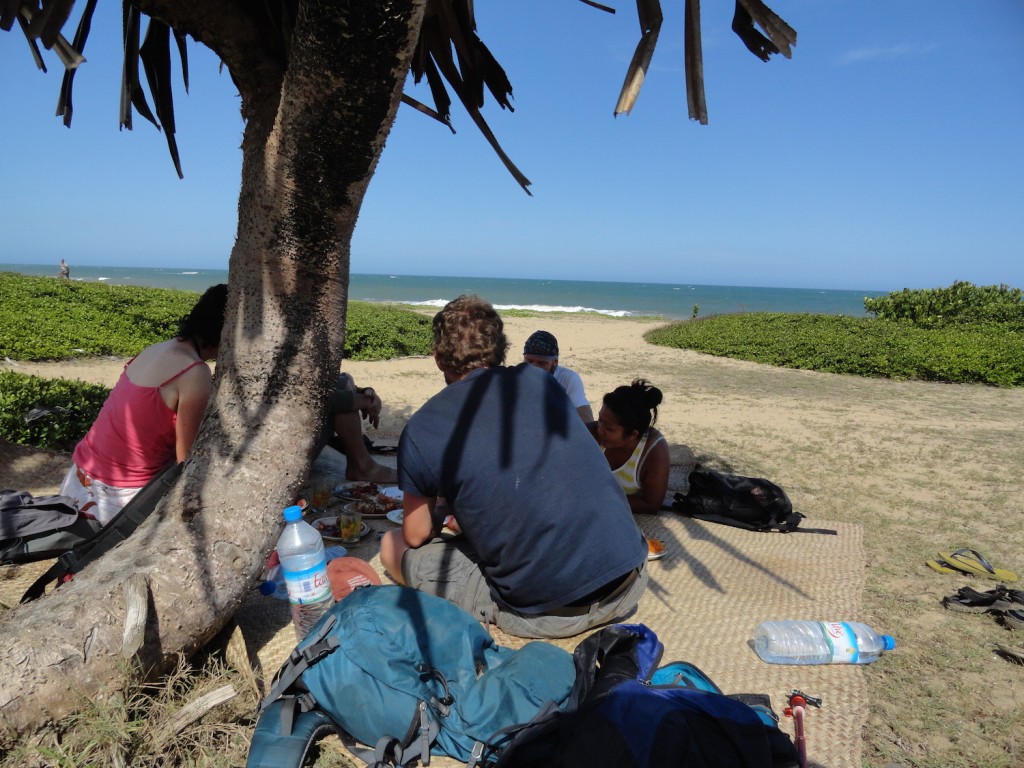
top-left (59, 285), bottom-right (228, 525)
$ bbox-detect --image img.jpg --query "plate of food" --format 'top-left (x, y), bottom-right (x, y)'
top-left (386, 509), bottom-right (404, 525)
top-left (312, 516), bottom-right (371, 543)
top-left (333, 482), bottom-right (403, 517)
top-left (645, 536), bottom-right (667, 561)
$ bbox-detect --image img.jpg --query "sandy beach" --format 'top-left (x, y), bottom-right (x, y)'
top-left (5, 311), bottom-right (1024, 766)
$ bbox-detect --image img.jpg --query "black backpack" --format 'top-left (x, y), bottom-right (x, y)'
top-left (3, 462), bottom-right (183, 602)
top-left (1, 490), bottom-right (102, 565)
top-left (672, 468), bottom-right (803, 533)
top-left (495, 623), bottom-right (799, 768)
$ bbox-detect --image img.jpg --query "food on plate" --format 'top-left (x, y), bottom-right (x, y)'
top-left (337, 482), bottom-right (402, 514)
top-left (314, 518), bottom-right (341, 538)
top-left (645, 536), bottom-right (666, 560)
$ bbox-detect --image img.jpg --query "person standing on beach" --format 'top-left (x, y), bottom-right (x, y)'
top-left (380, 295), bottom-right (647, 639)
top-left (59, 259), bottom-right (70, 279)
top-left (59, 284), bottom-right (227, 524)
top-left (522, 329), bottom-right (594, 422)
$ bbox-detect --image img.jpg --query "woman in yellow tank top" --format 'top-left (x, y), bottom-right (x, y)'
top-left (589, 379), bottom-right (670, 516)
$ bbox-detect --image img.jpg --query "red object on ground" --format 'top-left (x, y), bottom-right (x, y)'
top-left (326, 556), bottom-right (381, 601)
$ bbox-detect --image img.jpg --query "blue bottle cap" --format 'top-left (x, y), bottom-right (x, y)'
top-left (259, 580), bottom-right (277, 596)
top-left (882, 635), bottom-right (896, 651)
top-left (283, 505), bottom-right (303, 522)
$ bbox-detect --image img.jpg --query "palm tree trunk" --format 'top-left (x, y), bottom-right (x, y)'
top-left (0, 0), bottom-right (426, 736)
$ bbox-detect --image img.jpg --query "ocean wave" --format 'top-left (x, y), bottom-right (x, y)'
top-left (397, 299), bottom-right (632, 317)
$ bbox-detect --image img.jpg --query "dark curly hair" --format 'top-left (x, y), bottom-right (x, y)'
top-left (432, 295), bottom-right (508, 378)
top-left (602, 378), bottom-right (662, 435)
top-left (176, 283), bottom-right (228, 350)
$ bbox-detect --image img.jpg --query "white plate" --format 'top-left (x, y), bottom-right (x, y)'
top-left (333, 481), bottom-right (374, 501)
top-left (645, 536), bottom-right (667, 561)
top-left (333, 484), bottom-right (403, 517)
top-left (380, 487), bottom-right (404, 503)
top-left (312, 516), bottom-right (371, 543)
top-left (386, 509), bottom-right (404, 525)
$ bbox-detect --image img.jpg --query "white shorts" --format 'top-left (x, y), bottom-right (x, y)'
top-left (59, 464), bottom-right (143, 526)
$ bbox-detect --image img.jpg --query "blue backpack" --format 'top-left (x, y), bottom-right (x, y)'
top-left (494, 623), bottom-right (800, 768)
top-left (247, 585), bottom-right (576, 768)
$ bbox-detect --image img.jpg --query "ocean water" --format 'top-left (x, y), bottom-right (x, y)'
top-left (1, 263), bottom-right (886, 320)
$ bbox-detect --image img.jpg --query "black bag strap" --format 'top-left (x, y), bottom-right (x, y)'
top-left (246, 701), bottom-right (342, 768)
top-left (259, 614), bottom-right (341, 714)
top-left (354, 700), bottom-right (441, 767)
top-left (20, 461), bottom-right (184, 603)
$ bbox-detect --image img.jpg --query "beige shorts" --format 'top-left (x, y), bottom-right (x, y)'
top-left (402, 536), bottom-right (648, 639)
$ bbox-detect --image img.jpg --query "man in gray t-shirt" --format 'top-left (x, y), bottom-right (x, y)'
top-left (380, 296), bottom-right (647, 639)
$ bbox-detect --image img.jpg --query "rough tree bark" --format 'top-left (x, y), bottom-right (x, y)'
top-left (0, 0), bottom-right (426, 736)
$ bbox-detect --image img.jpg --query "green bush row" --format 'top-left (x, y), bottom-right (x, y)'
top-left (645, 313), bottom-right (1024, 386)
top-left (0, 272), bottom-right (433, 362)
top-left (864, 281), bottom-right (1024, 329)
top-left (0, 273), bottom-right (199, 360)
top-left (0, 371), bottom-right (109, 451)
top-left (0, 272), bottom-right (435, 449)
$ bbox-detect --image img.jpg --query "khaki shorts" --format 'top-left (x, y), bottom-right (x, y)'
top-left (401, 536), bottom-right (648, 639)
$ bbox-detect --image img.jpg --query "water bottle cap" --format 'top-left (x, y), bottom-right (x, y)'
top-left (258, 580), bottom-right (277, 596)
top-left (283, 505), bottom-right (303, 522)
top-left (882, 634), bottom-right (896, 651)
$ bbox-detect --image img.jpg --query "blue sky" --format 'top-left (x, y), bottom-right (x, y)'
top-left (2, 0), bottom-right (1022, 291)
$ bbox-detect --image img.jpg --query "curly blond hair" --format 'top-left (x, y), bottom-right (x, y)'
top-left (432, 295), bottom-right (508, 378)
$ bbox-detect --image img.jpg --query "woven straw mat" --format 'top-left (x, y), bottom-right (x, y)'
top-left (234, 490), bottom-right (865, 767)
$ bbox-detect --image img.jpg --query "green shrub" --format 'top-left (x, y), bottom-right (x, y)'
top-left (0, 272), bottom-right (196, 360)
top-left (0, 272), bottom-right (433, 363)
top-left (864, 281), bottom-right (1024, 329)
top-left (343, 302), bottom-right (433, 360)
top-left (0, 274), bottom-right (433, 449)
top-left (0, 371), bottom-right (110, 451)
top-left (646, 313), bottom-right (1024, 386)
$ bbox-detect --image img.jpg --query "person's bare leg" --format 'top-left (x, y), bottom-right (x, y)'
top-left (379, 528), bottom-right (410, 584)
top-left (332, 412), bottom-right (398, 483)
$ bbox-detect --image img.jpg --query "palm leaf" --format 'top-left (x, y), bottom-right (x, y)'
top-left (140, 18), bottom-right (183, 177)
top-left (684, 0), bottom-right (707, 124)
top-left (400, 94), bottom-right (456, 134)
top-left (23, 0), bottom-right (73, 49)
top-left (8, 0), bottom-right (797, 188)
top-left (411, 0), bottom-right (530, 192)
top-left (12, 2), bottom-right (83, 70)
top-left (734, 0), bottom-right (796, 60)
top-left (614, 0), bottom-right (663, 117)
top-left (57, 0), bottom-right (99, 126)
top-left (120, 2), bottom-right (158, 130)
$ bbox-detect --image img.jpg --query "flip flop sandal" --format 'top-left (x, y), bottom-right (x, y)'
top-left (942, 585), bottom-right (1017, 613)
top-left (1004, 611), bottom-right (1024, 630)
top-left (936, 549), bottom-right (1019, 582)
top-left (927, 557), bottom-right (967, 576)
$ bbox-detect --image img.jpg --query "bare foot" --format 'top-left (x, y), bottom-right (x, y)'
top-left (345, 461), bottom-right (398, 484)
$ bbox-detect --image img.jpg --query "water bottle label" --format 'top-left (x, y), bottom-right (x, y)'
top-left (282, 563), bottom-right (332, 605)
top-left (822, 622), bottom-right (859, 663)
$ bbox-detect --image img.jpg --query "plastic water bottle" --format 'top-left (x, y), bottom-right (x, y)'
top-left (260, 545), bottom-right (347, 600)
top-left (277, 505), bottom-right (333, 641)
top-left (753, 620), bottom-right (895, 665)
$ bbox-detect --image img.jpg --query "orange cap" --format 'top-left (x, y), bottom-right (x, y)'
top-left (326, 557), bottom-right (381, 601)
